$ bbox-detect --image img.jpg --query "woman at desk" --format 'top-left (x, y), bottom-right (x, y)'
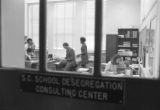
top-left (25, 38), bottom-right (35, 51)
top-left (25, 48), bottom-right (32, 60)
top-left (25, 38), bottom-right (36, 57)
top-left (103, 54), bottom-right (126, 75)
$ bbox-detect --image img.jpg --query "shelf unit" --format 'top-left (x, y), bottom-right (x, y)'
top-left (117, 28), bottom-right (139, 64)
top-left (106, 34), bottom-right (118, 62)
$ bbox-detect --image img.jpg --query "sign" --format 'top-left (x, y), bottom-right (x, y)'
top-left (20, 73), bottom-right (125, 104)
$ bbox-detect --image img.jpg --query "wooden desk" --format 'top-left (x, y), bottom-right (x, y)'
top-left (47, 60), bottom-right (60, 71)
top-left (25, 60), bottom-right (39, 69)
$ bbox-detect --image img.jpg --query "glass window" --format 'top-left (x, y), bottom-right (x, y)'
top-left (1, 0), bottom-right (39, 70)
top-left (24, 0), bottom-right (39, 70)
top-left (101, 0), bottom-right (160, 79)
top-left (46, 0), bottom-right (95, 75)
top-left (1, 0), bottom-right (159, 80)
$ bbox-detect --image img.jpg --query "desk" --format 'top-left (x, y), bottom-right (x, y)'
top-left (77, 67), bottom-right (93, 74)
top-left (25, 60), bottom-right (39, 69)
top-left (129, 64), bottom-right (139, 75)
top-left (101, 71), bottom-right (140, 78)
top-left (25, 60), bottom-right (61, 70)
top-left (101, 64), bottom-right (140, 77)
top-left (47, 60), bottom-right (60, 71)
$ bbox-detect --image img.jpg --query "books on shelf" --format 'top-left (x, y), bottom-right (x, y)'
top-left (118, 49), bottom-right (133, 56)
top-left (125, 31), bottom-right (130, 38)
top-left (118, 41), bottom-right (131, 47)
top-left (132, 50), bottom-right (138, 56)
top-left (117, 28), bottom-right (139, 64)
top-left (118, 35), bottom-right (125, 38)
top-left (132, 31), bottom-right (138, 38)
top-left (132, 58), bottom-right (138, 62)
top-left (123, 41), bottom-right (131, 47)
top-left (118, 29), bottom-right (138, 38)
top-left (132, 43), bottom-right (138, 47)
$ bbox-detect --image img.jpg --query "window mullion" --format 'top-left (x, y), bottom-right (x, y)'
top-left (94, 0), bottom-right (103, 77)
top-left (39, 0), bottom-right (47, 72)
top-left (0, 0), bottom-right (1, 67)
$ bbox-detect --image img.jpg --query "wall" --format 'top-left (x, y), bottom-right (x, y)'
top-left (140, 0), bottom-right (157, 23)
top-left (0, 70), bottom-right (160, 110)
top-left (1, 0), bottom-right (25, 68)
top-left (47, 1), bottom-right (95, 57)
top-left (139, 0), bottom-right (160, 78)
top-left (140, 0), bottom-right (158, 29)
top-left (1, 0), bottom-right (160, 110)
top-left (105, 0), bottom-right (140, 34)
top-left (102, 0), bottom-right (140, 50)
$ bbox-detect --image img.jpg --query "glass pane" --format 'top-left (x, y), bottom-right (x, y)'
top-left (46, 0), bottom-right (95, 75)
top-left (1, 0), bottom-right (39, 69)
top-left (24, 0), bottom-right (39, 70)
top-left (65, 20), bottom-right (72, 33)
top-left (101, 0), bottom-right (159, 79)
top-left (57, 19), bottom-right (65, 33)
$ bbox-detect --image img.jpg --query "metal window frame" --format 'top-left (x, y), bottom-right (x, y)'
top-left (39, 0), bottom-right (47, 72)
top-left (0, 0), bottom-right (1, 68)
top-left (0, 0), bottom-right (103, 77)
top-left (94, 0), bottom-right (102, 77)
top-left (39, 0), bottom-right (103, 76)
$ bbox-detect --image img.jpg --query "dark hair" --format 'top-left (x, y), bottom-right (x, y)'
top-left (80, 37), bottom-right (86, 43)
top-left (48, 54), bottom-right (53, 58)
top-left (63, 42), bottom-right (69, 46)
top-left (27, 48), bottom-right (33, 53)
top-left (111, 54), bottom-right (121, 65)
top-left (27, 38), bottom-right (32, 43)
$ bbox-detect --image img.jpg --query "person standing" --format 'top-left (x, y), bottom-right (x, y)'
top-left (58, 42), bottom-right (76, 71)
top-left (80, 37), bottom-right (88, 67)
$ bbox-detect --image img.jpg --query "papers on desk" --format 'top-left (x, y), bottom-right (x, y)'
top-left (54, 62), bottom-right (60, 65)
top-left (102, 72), bottom-right (140, 78)
top-left (101, 71), bottom-right (125, 77)
top-left (77, 68), bottom-right (90, 72)
top-left (25, 60), bottom-right (39, 69)
top-left (77, 68), bottom-right (93, 75)
top-left (129, 64), bottom-right (139, 69)
top-left (25, 60), bottom-right (39, 64)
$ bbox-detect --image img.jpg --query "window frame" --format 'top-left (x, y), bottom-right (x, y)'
top-left (38, 0), bottom-right (103, 77)
top-left (0, 0), bottom-right (108, 77)
top-left (2, 0), bottom-right (153, 79)
top-left (0, 0), bottom-right (159, 80)
top-left (0, 0), bottom-right (1, 68)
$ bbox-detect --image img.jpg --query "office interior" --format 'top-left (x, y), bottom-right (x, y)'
top-left (1, 0), bottom-right (160, 79)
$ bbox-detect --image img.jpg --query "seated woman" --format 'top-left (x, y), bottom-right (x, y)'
top-left (25, 48), bottom-right (33, 60)
top-left (48, 54), bottom-right (54, 61)
top-left (102, 54), bottom-right (126, 76)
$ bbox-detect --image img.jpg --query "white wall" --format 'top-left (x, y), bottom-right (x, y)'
top-left (105, 0), bottom-right (140, 34)
top-left (140, 0), bottom-right (157, 23)
top-left (139, 0), bottom-right (160, 78)
top-left (47, 1), bottom-right (95, 57)
top-left (1, 0), bottom-right (25, 68)
top-left (102, 0), bottom-right (140, 50)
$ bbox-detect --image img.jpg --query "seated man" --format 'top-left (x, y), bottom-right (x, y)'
top-left (57, 42), bottom-right (77, 71)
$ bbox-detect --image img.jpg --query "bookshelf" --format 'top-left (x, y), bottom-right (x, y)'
top-left (106, 34), bottom-right (118, 62)
top-left (117, 28), bottom-right (139, 64)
